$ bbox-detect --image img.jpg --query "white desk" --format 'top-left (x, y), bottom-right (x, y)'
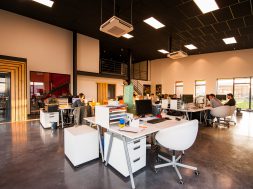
top-left (59, 106), bottom-right (74, 128)
top-left (85, 116), bottom-right (188, 189)
top-left (169, 106), bottom-right (211, 124)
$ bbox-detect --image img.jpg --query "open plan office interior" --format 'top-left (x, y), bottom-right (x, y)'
top-left (0, 0), bottom-right (253, 189)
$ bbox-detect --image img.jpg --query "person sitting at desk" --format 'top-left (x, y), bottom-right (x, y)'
top-left (224, 93), bottom-right (236, 106)
top-left (72, 93), bottom-right (85, 107)
top-left (207, 94), bottom-right (223, 108)
top-left (206, 94), bottom-right (223, 126)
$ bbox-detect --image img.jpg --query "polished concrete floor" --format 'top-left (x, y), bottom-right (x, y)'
top-left (0, 112), bottom-right (253, 189)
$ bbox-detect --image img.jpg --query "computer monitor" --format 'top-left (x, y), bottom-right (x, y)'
top-left (72, 98), bottom-right (79, 104)
top-left (182, 94), bottom-right (194, 104)
top-left (135, 100), bottom-right (153, 117)
top-left (216, 94), bottom-right (227, 101)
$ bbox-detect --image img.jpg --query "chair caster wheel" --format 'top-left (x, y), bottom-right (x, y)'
top-left (154, 168), bottom-right (158, 173)
top-left (179, 180), bottom-right (184, 184)
top-left (195, 170), bottom-right (200, 175)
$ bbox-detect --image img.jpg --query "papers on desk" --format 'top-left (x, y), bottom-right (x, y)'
top-left (119, 127), bottom-right (144, 133)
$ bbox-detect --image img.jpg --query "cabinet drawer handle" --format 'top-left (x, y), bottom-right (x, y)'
top-left (133, 146), bottom-right (140, 150)
top-left (133, 140), bottom-right (140, 144)
top-left (133, 157), bottom-right (140, 163)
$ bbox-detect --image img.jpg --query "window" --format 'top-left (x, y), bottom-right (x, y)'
top-left (175, 81), bottom-right (183, 97)
top-left (216, 79), bottom-right (233, 95)
top-left (234, 78), bottom-right (250, 109)
top-left (217, 77), bottom-right (253, 110)
top-left (133, 61), bottom-right (148, 81)
top-left (195, 80), bottom-right (206, 97)
top-left (251, 77), bottom-right (253, 110)
top-left (108, 84), bottom-right (116, 100)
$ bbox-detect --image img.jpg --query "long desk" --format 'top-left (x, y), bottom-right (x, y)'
top-left (168, 106), bottom-right (211, 124)
top-left (84, 116), bottom-right (188, 189)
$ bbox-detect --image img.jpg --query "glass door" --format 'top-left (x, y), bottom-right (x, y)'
top-left (0, 72), bottom-right (11, 122)
top-left (234, 78), bottom-right (250, 110)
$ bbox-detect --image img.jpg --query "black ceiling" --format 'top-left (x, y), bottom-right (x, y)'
top-left (1, 0), bottom-right (253, 62)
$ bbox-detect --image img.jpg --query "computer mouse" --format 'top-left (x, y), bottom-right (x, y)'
top-left (175, 117), bottom-right (181, 121)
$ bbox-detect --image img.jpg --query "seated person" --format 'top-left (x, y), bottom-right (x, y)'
top-left (207, 94), bottom-right (223, 108)
top-left (206, 94), bottom-right (223, 126)
top-left (72, 93), bottom-right (85, 107)
top-left (224, 93), bottom-right (236, 106)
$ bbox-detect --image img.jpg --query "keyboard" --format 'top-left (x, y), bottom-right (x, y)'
top-left (147, 118), bottom-right (168, 124)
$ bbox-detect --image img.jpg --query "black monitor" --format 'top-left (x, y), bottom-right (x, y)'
top-left (216, 94), bottom-right (227, 101)
top-left (182, 94), bottom-right (194, 104)
top-left (135, 100), bottom-right (153, 117)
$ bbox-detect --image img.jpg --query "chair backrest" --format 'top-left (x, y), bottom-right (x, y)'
top-left (210, 106), bottom-right (231, 118)
top-left (229, 106), bottom-right (236, 116)
top-left (155, 120), bottom-right (199, 151)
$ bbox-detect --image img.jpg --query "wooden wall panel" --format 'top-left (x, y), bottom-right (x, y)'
top-left (0, 58), bottom-right (27, 122)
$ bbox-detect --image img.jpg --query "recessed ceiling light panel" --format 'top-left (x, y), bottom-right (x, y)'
top-left (33, 0), bottom-right (54, 7)
top-left (158, 49), bottom-right (169, 54)
top-left (193, 0), bottom-right (219, 14)
top-left (143, 17), bottom-right (165, 29)
top-left (223, 37), bottom-right (237, 44)
top-left (184, 44), bottom-right (197, 50)
top-left (122, 33), bottom-right (134, 39)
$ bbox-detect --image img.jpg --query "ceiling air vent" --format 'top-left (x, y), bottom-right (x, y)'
top-left (100, 16), bottom-right (133, 38)
top-left (167, 50), bottom-right (188, 59)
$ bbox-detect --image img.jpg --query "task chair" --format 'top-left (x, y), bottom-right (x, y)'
top-left (154, 120), bottom-right (199, 184)
top-left (210, 106), bottom-right (236, 128)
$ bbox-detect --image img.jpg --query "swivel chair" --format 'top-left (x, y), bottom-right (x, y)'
top-left (154, 120), bottom-right (199, 184)
top-left (210, 106), bottom-right (236, 128)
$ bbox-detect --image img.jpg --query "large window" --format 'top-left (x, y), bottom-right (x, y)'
top-left (217, 79), bottom-right (233, 94)
top-left (251, 77), bottom-right (253, 110)
top-left (217, 77), bottom-right (253, 110)
top-left (175, 81), bottom-right (183, 97)
top-left (234, 78), bottom-right (251, 109)
top-left (195, 80), bottom-right (206, 97)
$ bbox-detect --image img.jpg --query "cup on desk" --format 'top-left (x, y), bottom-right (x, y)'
top-left (119, 118), bottom-right (125, 128)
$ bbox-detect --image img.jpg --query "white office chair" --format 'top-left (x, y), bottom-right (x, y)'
top-left (210, 106), bottom-right (236, 128)
top-left (154, 120), bottom-right (199, 184)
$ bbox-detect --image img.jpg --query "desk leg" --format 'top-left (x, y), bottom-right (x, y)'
top-left (204, 110), bottom-right (208, 125)
top-left (122, 136), bottom-right (136, 189)
top-left (105, 132), bottom-right (114, 166)
top-left (200, 112), bottom-right (202, 124)
top-left (61, 110), bottom-right (64, 128)
top-left (97, 125), bottom-right (104, 162)
top-left (185, 112), bottom-right (189, 120)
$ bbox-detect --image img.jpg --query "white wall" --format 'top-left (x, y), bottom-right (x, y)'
top-left (77, 75), bottom-right (124, 101)
top-left (0, 10), bottom-right (73, 113)
top-left (77, 34), bottom-right (99, 73)
top-left (150, 49), bottom-right (253, 95)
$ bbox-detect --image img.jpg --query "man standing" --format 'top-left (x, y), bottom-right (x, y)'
top-left (224, 93), bottom-right (236, 106)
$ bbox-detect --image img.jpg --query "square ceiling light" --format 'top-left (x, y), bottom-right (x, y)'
top-left (122, 33), bottom-right (134, 39)
top-left (223, 37), bottom-right (237, 44)
top-left (193, 0), bottom-right (219, 14)
top-left (33, 0), bottom-right (54, 7)
top-left (143, 17), bottom-right (165, 29)
top-left (158, 49), bottom-right (169, 54)
top-left (184, 44), bottom-right (197, 50)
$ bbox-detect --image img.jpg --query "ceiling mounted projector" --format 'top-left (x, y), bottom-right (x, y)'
top-left (167, 50), bottom-right (188, 59)
top-left (100, 16), bottom-right (133, 38)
